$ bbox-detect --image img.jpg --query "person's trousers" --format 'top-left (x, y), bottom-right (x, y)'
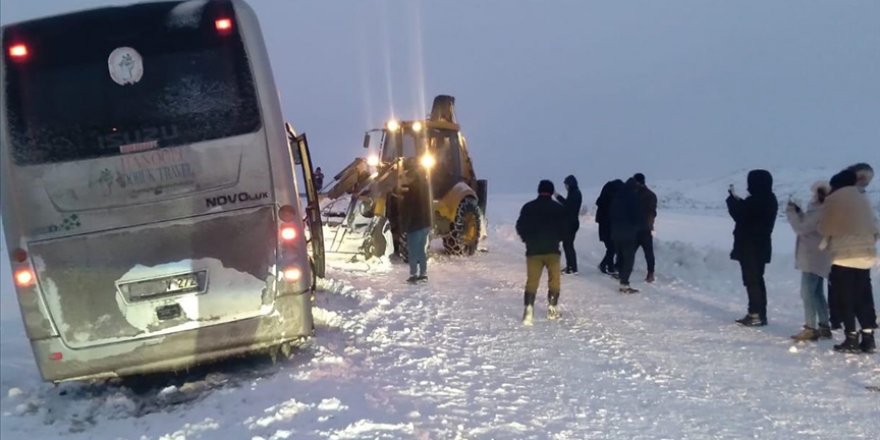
top-left (600, 241), bottom-right (617, 272)
top-left (614, 240), bottom-right (637, 285)
top-left (406, 227), bottom-right (430, 277)
top-left (636, 229), bottom-right (655, 274)
top-left (562, 228), bottom-right (578, 271)
top-left (800, 272), bottom-right (829, 329)
top-left (829, 265), bottom-right (877, 333)
top-left (524, 253), bottom-right (561, 306)
top-left (738, 257), bottom-right (767, 318)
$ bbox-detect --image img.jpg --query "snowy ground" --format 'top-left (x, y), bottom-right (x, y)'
top-left (2, 171), bottom-right (879, 439)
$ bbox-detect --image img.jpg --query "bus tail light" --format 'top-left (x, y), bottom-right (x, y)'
top-left (280, 226), bottom-right (297, 241)
top-left (15, 269), bottom-right (35, 287)
top-left (215, 18), bottom-right (233, 33)
top-left (12, 248), bottom-right (28, 263)
top-left (8, 43), bottom-right (29, 60)
top-left (49, 352), bottom-right (63, 361)
top-left (278, 205), bottom-right (297, 223)
top-left (281, 267), bottom-right (302, 282)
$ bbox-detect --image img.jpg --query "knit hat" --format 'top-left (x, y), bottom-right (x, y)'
top-left (538, 180), bottom-right (555, 195)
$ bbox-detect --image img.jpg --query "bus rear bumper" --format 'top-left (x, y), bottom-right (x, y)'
top-left (31, 293), bottom-right (313, 383)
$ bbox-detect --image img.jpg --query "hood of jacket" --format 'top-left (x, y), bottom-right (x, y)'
top-left (747, 169), bottom-right (773, 196)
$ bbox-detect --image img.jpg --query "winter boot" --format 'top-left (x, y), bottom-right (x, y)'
top-left (860, 330), bottom-right (876, 354)
top-left (406, 275), bottom-right (419, 284)
top-left (522, 305), bottom-right (534, 326)
top-left (834, 332), bottom-right (862, 353)
top-left (735, 314), bottom-right (766, 327)
top-left (619, 284), bottom-right (639, 294)
top-left (547, 305), bottom-right (560, 321)
top-left (417, 275), bottom-right (428, 283)
top-left (790, 326), bottom-right (819, 341)
top-left (645, 272), bottom-right (655, 283)
top-left (818, 323), bottom-right (833, 339)
top-left (598, 264), bottom-right (608, 274)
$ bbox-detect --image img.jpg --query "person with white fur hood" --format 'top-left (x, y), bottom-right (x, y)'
top-left (818, 169), bottom-right (878, 353)
top-left (786, 181), bottom-right (833, 341)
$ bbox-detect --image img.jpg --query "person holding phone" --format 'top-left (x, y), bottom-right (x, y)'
top-left (726, 170), bottom-right (779, 327)
top-left (786, 181), bottom-right (833, 341)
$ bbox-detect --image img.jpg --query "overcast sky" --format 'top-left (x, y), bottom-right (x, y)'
top-left (3, 0), bottom-right (878, 192)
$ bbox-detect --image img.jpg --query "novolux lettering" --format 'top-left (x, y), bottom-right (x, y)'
top-left (206, 192), bottom-right (269, 208)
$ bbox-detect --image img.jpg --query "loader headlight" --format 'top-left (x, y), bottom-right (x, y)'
top-left (367, 154), bottom-right (380, 167)
top-left (411, 121), bottom-right (423, 133)
top-left (420, 153), bottom-right (436, 169)
top-left (386, 119), bottom-right (400, 132)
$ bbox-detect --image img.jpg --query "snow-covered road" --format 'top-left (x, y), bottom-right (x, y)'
top-left (2, 190), bottom-right (879, 439)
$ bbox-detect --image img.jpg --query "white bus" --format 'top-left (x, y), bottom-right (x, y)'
top-left (0, 0), bottom-right (324, 383)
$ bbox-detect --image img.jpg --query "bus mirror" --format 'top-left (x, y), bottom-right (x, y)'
top-left (363, 133), bottom-right (371, 149)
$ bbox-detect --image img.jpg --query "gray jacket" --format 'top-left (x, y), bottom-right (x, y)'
top-left (786, 202), bottom-right (832, 278)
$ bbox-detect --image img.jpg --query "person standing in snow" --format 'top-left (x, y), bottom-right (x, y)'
top-left (827, 163), bottom-right (874, 329)
top-left (314, 167), bottom-right (325, 191)
top-left (786, 181), bottom-right (833, 341)
top-left (610, 178), bottom-right (645, 293)
top-left (818, 169), bottom-right (878, 353)
top-left (400, 168), bottom-right (432, 284)
top-left (555, 175), bottom-right (583, 274)
top-left (727, 169), bottom-right (778, 327)
top-left (633, 173), bottom-right (658, 283)
top-left (596, 179), bottom-right (624, 275)
top-left (516, 180), bottom-right (567, 324)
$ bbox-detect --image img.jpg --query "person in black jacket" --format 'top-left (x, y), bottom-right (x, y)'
top-left (610, 178), bottom-right (645, 293)
top-left (596, 179), bottom-right (624, 275)
top-left (516, 180), bottom-right (567, 324)
top-left (314, 167), bottom-right (325, 191)
top-left (400, 168), bottom-right (433, 283)
top-left (633, 173), bottom-right (658, 282)
top-left (727, 169), bottom-right (778, 327)
top-left (555, 175), bottom-right (583, 274)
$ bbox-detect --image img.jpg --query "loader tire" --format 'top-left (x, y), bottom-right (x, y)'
top-left (443, 197), bottom-right (481, 256)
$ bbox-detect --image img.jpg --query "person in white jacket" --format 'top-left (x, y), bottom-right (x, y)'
top-left (818, 169), bottom-right (879, 353)
top-left (786, 182), bottom-right (833, 341)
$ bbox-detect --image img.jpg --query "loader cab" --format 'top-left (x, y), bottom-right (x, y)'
top-left (366, 120), bottom-right (470, 197)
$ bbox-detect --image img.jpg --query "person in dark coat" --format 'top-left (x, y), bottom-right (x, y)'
top-left (314, 167), bottom-right (325, 191)
top-left (633, 173), bottom-right (658, 283)
top-left (610, 178), bottom-right (645, 293)
top-left (400, 168), bottom-right (432, 283)
top-left (516, 180), bottom-right (567, 324)
top-left (727, 169), bottom-right (778, 326)
top-left (555, 175), bottom-right (583, 274)
top-left (595, 179), bottom-right (624, 275)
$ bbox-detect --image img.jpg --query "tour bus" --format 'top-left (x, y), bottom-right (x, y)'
top-left (0, 0), bottom-right (324, 382)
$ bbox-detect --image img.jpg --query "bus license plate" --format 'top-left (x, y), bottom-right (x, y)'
top-left (165, 274), bottom-right (198, 293)
top-left (122, 271), bottom-right (206, 301)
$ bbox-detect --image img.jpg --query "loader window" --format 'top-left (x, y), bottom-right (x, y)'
top-left (428, 130), bottom-right (461, 195)
top-left (383, 130), bottom-right (423, 160)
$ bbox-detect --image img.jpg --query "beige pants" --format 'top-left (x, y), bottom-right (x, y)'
top-left (525, 253), bottom-right (561, 295)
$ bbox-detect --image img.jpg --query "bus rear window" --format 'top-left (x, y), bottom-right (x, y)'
top-left (3, 0), bottom-right (261, 165)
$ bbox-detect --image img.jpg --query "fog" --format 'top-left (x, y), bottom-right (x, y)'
top-left (3, 0), bottom-right (878, 192)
